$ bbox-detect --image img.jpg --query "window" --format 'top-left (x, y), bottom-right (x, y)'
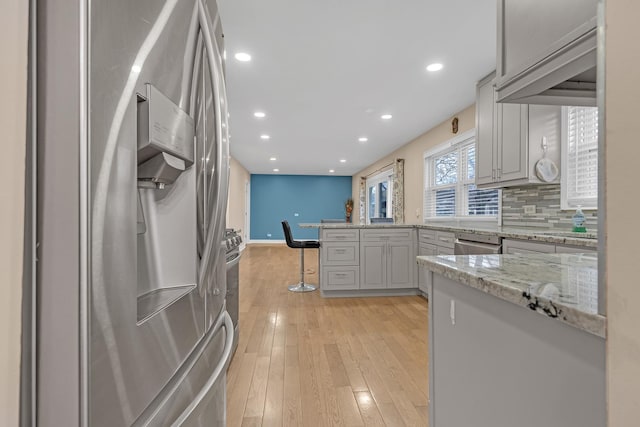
top-left (562, 106), bottom-right (598, 210)
top-left (366, 169), bottom-right (393, 223)
top-left (424, 131), bottom-right (499, 220)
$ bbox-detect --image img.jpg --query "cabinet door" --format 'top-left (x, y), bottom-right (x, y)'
top-left (387, 240), bottom-right (415, 289)
top-left (360, 241), bottom-right (386, 289)
top-left (418, 244), bottom-right (437, 294)
top-left (497, 104), bottom-right (528, 183)
top-left (476, 73), bottom-right (496, 186)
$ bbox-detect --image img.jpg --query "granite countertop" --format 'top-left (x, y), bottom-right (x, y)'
top-left (417, 252), bottom-right (605, 337)
top-left (299, 222), bottom-right (597, 248)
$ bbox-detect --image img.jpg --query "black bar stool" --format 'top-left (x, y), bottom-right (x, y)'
top-left (281, 220), bottom-right (320, 292)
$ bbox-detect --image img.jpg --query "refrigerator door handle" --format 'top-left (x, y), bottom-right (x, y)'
top-left (196, 0), bottom-right (230, 296)
top-left (171, 311), bottom-right (234, 427)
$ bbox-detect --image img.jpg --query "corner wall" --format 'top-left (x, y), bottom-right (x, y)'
top-left (605, 0), bottom-right (640, 424)
top-left (352, 105), bottom-right (475, 224)
top-left (226, 157), bottom-right (250, 240)
top-left (0, 0), bottom-right (28, 425)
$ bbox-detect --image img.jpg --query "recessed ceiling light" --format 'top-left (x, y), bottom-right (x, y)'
top-left (329, 169), bottom-right (335, 173)
top-left (426, 63), bottom-right (444, 72)
top-left (131, 65), bottom-right (141, 73)
top-left (260, 134), bottom-right (270, 140)
top-left (273, 168), bottom-right (279, 172)
top-left (235, 52), bottom-right (251, 62)
top-left (254, 111), bottom-right (266, 118)
top-left (381, 114), bottom-right (393, 120)
top-left (340, 159), bottom-right (347, 163)
top-left (269, 157), bottom-right (277, 161)
top-left (358, 137), bottom-right (368, 142)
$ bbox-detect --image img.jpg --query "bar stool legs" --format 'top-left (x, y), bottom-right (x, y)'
top-left (288, 248), bottom-right (317, 292)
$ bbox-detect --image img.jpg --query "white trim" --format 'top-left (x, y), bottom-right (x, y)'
top-left (423, 129), bottom-right (475, 158)
top-left (248, 239), bottom-right (286, 245)
top-left (365, 167), bottom-right (394, 224)
top-left (244, 180), bottom-right (250, 242)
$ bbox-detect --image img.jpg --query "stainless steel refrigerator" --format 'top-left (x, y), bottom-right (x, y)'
top-left (29, 0), bottom-right (233, 425)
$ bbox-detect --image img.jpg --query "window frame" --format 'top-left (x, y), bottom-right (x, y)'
top-left (561, 106), bottom-right (598, 211)
top-left (365, 168), bottom-right (394, 224)
top-left (423, 130), bottom-right (500, 222)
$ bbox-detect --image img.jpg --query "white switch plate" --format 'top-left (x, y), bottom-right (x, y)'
top-left (294, 213), bottom-right (299, 217)
top-left (524, 205), bottom-right (536, 215)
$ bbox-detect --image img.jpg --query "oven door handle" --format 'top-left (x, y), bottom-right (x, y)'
top-left (226, 252), bottom-right (241, 268)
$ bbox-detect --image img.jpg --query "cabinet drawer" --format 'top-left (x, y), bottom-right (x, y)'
top-left (435, 231), bottom-right (456, 249)
top-left (321, 228), bottom-right (359, 242)
top-left (361, 228), bottom-right (415, 242)
top-left (437, 247), bottom-right (455, 256)
top-left (419, 243), bottom-right (437, 256)
top-left (322, 242), bottom-right (359, 266)
top-left (322, 266), bottom-right (359, 290)
top-left (419, 228), bottom-right (438, 244)
top-left (503, 239), bottom-right (555, 254)
top-left (555, 245), bottom-right (597, 254)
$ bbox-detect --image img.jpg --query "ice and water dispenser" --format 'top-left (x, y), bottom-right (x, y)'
top-left (135, 84), bottom-right (199, 322)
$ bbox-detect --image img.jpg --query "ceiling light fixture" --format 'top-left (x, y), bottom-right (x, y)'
top-left (340, 159), bottom-right (347, 163)
top-left (381, 114), bottom-right (393, 120)
top-left (269, 157), bottom-right (277, 161)
top-left (234, 52), bottom-right (252, 62)
top-left (426, 62), bottom-right (444, 72)
top-left (358, 137), bottom-right (368, 142)
top-left (329, 169), bottom-right (335, 173)
top-left (273, 168), bottom-right (279, 172)
top-left (260, 134), bottom-right (270, 140)
top-left (254, 111), bottom-right (266, 118)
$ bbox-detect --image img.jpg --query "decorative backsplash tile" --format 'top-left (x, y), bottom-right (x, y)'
top-left (501, 184), bottom-right (598, 230)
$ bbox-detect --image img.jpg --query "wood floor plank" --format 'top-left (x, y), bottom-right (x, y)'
top-left (244, 355), bottom-right (271, 418)
top-left (262, 346), bottom-right (285, 427)
top-left (335, 387), bottom-right (365, 426)
top-left (226, 245), bottom-right (429, 426)
top-left (354, 391), bottom-right (386, 426)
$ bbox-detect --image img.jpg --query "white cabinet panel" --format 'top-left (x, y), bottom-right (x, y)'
top-left (360, 241), bottom-right (386, 289)
top-left (322, 266), bottom-right (359, 291)
top-left (387, 241), bottom-right (415, 289)
top-left (321, 242), bottom-right (359, 266)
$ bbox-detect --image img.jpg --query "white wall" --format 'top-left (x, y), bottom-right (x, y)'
top-left (352, 105), bottom-right (475, 224)
top-left (605, 0), bottom-right (640, 424)
top-left (0, 0), bottom-right (28, 425)
top-left (226, 156), bottom-right (250, 236)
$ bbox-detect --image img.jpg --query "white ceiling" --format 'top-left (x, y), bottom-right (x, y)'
top-left (217, 0), bottom-right (497, 176)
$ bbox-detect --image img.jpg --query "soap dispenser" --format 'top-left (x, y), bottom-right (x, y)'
top-left (572, 206), bottom-right (587, 233)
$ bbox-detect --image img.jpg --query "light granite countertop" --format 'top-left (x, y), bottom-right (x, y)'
top-left (299, 222), bottom-right (597, 248)
top-left (417, 252), bottom-right (605, 337)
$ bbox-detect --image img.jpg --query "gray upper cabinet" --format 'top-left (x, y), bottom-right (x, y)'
top-left (495, 0), bottom-right (598, 106)
top-left (476, 73), bottom-right (562, 188)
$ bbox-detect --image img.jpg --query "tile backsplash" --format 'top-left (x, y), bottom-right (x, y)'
top-left (501, 184), bottom-right (598, 230)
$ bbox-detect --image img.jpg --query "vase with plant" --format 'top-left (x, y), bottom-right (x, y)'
top-left (345, 198), bottom-right (354, 223)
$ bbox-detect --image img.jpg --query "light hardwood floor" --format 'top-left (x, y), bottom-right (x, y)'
top-left (226, 244), bottom-right (429, 427)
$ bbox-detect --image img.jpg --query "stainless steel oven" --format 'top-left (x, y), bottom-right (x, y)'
top-left (454, 232), bottom-right (502, 255)
top-left (224, 229), bottom-right (242, 358)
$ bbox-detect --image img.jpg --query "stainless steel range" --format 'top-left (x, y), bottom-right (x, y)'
top-left (224, 229), bottom-right (242, 357)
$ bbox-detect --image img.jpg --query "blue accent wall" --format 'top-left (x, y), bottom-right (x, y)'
top-left (250, 175), bottom-right (352, 240)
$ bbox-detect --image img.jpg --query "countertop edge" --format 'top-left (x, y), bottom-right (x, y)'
top-left (417, 256), bottom-right (606, 338)
top-left (300, 223), bottom-right (597, 248)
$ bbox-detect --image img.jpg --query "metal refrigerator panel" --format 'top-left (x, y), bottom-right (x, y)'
top-left (86, 0), bottom-right (228, 425)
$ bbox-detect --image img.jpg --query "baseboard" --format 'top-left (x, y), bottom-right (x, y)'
top-left (248, 239), bottom-right (286, 245)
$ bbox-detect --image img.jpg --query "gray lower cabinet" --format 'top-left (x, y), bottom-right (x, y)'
top-left (360, 229), bottom-right (416, 290)
top-left (429, 274), bottom-right (605, 427)
top-left (320, 229), bottom-right (360, 291)
top-left (418, 243), bottom-right (437, 294)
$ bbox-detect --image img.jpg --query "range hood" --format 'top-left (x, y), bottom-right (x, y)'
top-left (495, 16), bottom-right (597, 107)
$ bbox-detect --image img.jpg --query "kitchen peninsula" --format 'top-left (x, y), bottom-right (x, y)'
top-left (418, 252), bottom-right (605, 427)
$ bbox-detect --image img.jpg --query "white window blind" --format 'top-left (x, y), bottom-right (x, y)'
top-left (424, 133), bottom-right (499, 220)
top-left (562, 106), bottom-right (598, 210)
